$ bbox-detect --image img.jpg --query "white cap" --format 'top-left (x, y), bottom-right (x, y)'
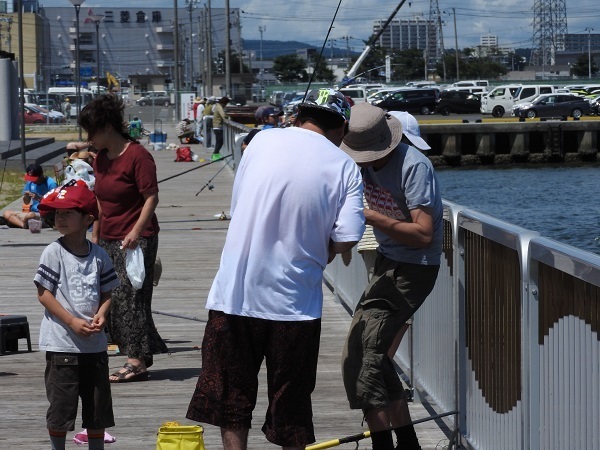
top-left (388, 111), bottom-right (431, 151)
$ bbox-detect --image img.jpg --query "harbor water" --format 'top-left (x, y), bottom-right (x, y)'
top-left (436, 165), bottom-right (600, 256)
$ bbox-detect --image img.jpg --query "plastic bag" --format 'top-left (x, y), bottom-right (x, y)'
top-left (125, 246), bottom-right (145, 289)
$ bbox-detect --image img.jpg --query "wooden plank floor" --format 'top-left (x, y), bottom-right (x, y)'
top-left (0, 135), bottom-right (451, 449)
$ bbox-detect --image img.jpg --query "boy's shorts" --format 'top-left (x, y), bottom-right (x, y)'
top-left (187, 310), bottom-right (321, 447)
top-left (45, 351), bottom-right (114, 431)
top-left (342, 254), bottom-right (439, 411)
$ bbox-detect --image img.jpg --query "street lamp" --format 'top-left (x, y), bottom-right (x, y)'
top-left (68, 0), bottom-right (85, 140)
top-left (85, 14), bottom-right (104, 92)
top-left (585, 27), bottom-right (594, 79)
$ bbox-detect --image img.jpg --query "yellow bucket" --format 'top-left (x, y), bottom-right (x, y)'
top-left (156, 422), bottom-right (205, 450)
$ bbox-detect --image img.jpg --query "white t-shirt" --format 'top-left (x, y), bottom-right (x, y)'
top-left (206, 127), bottom-right (365, 321)
top-left (34, 239), bottom-right (121, 353)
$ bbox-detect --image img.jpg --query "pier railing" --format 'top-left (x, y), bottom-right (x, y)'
top-left (223, 122), bottom-right (600, 449)
top-left (324, 201), bottom-right (600, 450)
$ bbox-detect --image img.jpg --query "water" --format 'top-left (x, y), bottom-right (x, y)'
top-left (436, 165), bottom-right (600, 255)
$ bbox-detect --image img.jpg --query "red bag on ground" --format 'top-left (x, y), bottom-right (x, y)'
top-left (175, 147), bottom-right (193, 162)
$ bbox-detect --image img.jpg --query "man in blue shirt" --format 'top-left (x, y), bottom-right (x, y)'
top-left (1, 163), bottom-right (58, 229)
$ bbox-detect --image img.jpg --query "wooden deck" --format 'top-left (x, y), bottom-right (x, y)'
top-left (0, 134), bottom-right (450, 449)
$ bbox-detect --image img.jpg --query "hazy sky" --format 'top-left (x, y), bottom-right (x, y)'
top-left (39, 0), bottom-right (600, 51)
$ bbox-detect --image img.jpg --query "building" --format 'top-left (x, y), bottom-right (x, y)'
top-left (562, 32), bottom-right (600, 53)
top-left (373, 15), bottom-right (436, 52)
top-left (1, 1), bottom-right (249, 97)
top-left (42, 6), bottom-right (242, 97)
top-left (0, 11), bottom-right (49, 91)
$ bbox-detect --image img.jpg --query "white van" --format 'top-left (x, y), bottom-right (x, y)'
top-left (451, 80), bottom-right (489, 89)
top-left (480, 84), bottom-right (556, 117)
top-left (47, 87), bottom-right (94, 117)
top-left (445, 86), bottom-right (488, 95)
top-left (339, 87), bottom-right (369, 103)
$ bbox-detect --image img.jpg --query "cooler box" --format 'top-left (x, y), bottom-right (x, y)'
top-left (0, 315), bottom-right (32, 355)
top-left (150, 119), bottom-right (167, 144)
top-left (150, 132), bottom-right (167, 144)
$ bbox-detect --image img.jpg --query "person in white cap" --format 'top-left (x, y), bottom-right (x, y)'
top-left (388, 110), bottom-right (431, 151)
top-left (340, 103), bottom-right (442, 450)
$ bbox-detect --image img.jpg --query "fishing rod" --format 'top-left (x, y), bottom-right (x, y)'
top-left (195, 161), bottom-right (231, 196)
top-left (157, 153), bottom-right (233, 184)
top-left (302, 0), bottom-right (344, 102)
top-left (306, 410), bottom-right (459, 450)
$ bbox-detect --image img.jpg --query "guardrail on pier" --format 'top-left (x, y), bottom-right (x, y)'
top-left (325, 201), bottom-right (600, 450)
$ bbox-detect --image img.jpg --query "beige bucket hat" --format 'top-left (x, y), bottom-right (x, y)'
top-left (340, 103), bottom-right (403, 163)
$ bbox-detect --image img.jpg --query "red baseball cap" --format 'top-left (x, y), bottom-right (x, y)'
top-left (38, 183), bottom-right (99, 219)
top-left (24, 163), bottom-right (44, 182)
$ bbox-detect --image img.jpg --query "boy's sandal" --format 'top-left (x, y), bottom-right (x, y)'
top-left (109, 362), bottom-right (149, 383)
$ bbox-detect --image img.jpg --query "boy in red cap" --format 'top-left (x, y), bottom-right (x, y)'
top-left (34, 183), bottom-right (120, 450)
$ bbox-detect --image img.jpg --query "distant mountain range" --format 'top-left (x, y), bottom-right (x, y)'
top-left (242, 39), bottom-right (361, 60)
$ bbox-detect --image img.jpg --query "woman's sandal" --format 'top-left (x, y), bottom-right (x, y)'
top-left (109, 362), bottom-right (149, 383)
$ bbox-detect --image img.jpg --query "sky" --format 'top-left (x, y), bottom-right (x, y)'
top-left (38, 0), bottom-right (600, 52)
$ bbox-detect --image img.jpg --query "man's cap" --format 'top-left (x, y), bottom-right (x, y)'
top-left (298, 88), bottom-right (351, 122)
top-left (219, 96), bottom-right (231, 103)
top-left (208, 96), bottom-right (217, 103)
top-left (65, 98), bottom-right (70, 102)
top-left (262, 107), bottom-right (283, 118)
top-left (388, 111), bottom-right (431, 151)
top-left (340, 103), bottom-right (403, 164)
top-left (38, 183), bottom-right (99, 219)
top-left (24, 163), bottom-right (44, 182)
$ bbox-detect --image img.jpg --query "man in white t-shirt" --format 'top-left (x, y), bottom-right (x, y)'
top-left (187, 89), bottom-right (366, 450)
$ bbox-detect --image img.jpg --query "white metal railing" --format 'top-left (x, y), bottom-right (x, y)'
top-left (324, 200), bottom-right (600, 450)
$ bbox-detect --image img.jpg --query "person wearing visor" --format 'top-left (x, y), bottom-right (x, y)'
top-left (187, 88), bottom-right (365, 450)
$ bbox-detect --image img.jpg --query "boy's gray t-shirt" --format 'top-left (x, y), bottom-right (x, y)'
top-left (363, 143), bottom-right (443, 265)
top-left (34, 239), bottom-right (120, 353)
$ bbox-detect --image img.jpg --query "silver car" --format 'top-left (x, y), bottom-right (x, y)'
top-left (136, 91), bottom-right (171, 107)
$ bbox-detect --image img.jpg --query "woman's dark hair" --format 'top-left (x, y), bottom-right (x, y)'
top-left (78, 94), bottom-right (131, 141)
top-left (295, 107), bottom-right (346, 133)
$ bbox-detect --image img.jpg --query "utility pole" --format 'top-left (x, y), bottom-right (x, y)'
top-left (224, 0), bottom-right (231, 96)
top-left (206, 0), bottom-right (212, 96)
top-left (174, 0), bottom-right (180, 118)
top-left (185, 0), bottom-right (199, 91)
top-left (452, 8), bottom-right (459, 81)
top-left (586, 27), bottom-right (594, 79)
top-left (258, 25), bottom-right (265, 86)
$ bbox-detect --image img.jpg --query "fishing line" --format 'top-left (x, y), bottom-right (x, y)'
top-left (302, 0), bottom-right (344, 102)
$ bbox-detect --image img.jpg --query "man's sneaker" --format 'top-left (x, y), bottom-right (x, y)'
top-left (211, 153), bottom-right (222, 161)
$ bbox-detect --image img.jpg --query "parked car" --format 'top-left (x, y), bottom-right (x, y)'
top-left (375, 88), bottom-right (440, 115)
top-left (25, 103), bottom-right (66, 124)
top-left (367, 88), bottom-right (398, 104)
top-left (435, 91), bottom-right (481, 116)
top-left (136, 91), bottom-right (171, 107)
top-left (589, 95), bottom-right (600, 115)
top-left (21, 105), bottom-right (47, 124)
top-left (511, 93), bottom-right (591, 119)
